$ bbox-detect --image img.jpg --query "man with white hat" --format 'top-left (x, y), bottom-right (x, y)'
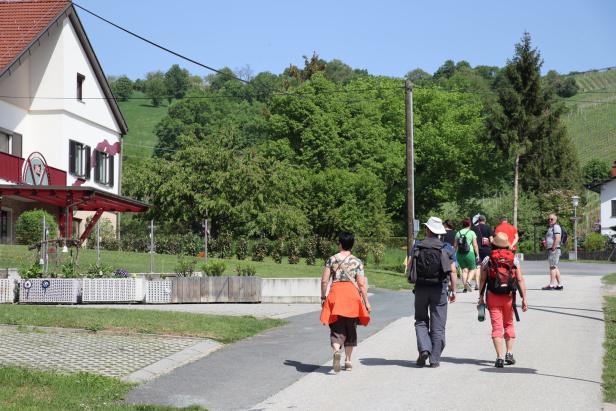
top-left (407, 216), bottom-right (457, 368)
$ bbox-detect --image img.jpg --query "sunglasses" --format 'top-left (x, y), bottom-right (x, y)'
top-left (548, 218), bottom-right (555, 221)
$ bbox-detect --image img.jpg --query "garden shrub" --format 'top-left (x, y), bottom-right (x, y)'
top-left (317, 237), bottom-right (334, 260)
top-left (252, 239), bottom-right (268, 262)
top-left (85, 263), bottom-right (114, 278)
top-left (370, 242), bottom-right (385, 266)
top-left (19, 262), bottom-right (44, 279)
top-left (272, 239), bottom-right (284, 264)
top-left (305, 236), bottom-right (317, 265)
top-left (201, 261), bottom-right (226, 276)
top-left (288, 238), bottom-right (300, 264)
top-left (214, 231), bottom-right (233, 258)
top-left (354, 243), bottom-right (369, 265)
top-left (16, 209), bottom-right (58, 245)
top-left (236, 237), bottom-right (248, 260)
top-left (86, 217), bottom-right (116, 249)
top-left (235, 263), bottom-right (256, 276)
top-left (175, 256), bottom-right (197, 276)
top-left (583, 233), bottom-right (607, 252)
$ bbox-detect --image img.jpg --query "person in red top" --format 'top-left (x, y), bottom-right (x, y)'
top-left (494, 216), bottom-right (519, 251)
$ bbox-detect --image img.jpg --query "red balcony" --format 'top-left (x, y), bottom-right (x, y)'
top-left (0, 151), bottom-right (67, 185)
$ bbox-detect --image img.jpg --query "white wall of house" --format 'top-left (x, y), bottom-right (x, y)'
top-left (0, 15), bottom-right (122, 194)
top-left (600, 179), bottom-right (616, 236)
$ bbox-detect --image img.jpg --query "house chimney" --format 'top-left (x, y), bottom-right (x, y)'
top-left (612, 161), bottom-right (616, 178)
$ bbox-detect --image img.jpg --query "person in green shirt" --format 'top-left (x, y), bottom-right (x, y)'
top-left (455, 218), bottom-right (480, 292)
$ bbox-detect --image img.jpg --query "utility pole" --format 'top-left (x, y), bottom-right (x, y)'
top-left (202, 210), bottom-right (209, 265)
top-left (96, 220), bottom-right (101, 266)
top-left (41, 215), bottom-right (48, 274)
top-left (149, 219), bottom-right (155, 273)
top-left (405, 80), bottom-right (415, 254)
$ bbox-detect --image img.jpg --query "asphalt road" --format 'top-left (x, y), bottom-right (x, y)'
top-left (127, 288), bottom-right (414, 411)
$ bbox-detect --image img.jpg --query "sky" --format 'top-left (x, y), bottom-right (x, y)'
top-left (75, 0), bottom-right (616, 80)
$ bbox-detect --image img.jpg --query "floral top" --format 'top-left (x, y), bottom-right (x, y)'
top-left (325, 253), bottom-right (365, 283)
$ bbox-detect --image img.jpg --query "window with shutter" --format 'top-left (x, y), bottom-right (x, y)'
top-left (69, 140), bottom-right (90, 178)
top-left (612, 200), bottom-right (616, 218)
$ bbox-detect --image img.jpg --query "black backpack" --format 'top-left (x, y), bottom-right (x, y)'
top-left (408, 242), bottom-right (447, 285)
top-left (457, 230), bottom-right (471, 254)
top-left (559, 225), bottom-right (568, 245)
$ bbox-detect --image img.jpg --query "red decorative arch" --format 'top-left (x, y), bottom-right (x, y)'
top-left (21, 152), bottom-right (51, 186)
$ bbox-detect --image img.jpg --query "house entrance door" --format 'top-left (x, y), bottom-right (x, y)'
top-left (0, 209), bottom-right (10, 244)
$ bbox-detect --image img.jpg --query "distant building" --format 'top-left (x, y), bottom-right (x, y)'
top-left (0, 0), bottom-right (147, 245)
top-left (586, 161), bottom-right (616, 237)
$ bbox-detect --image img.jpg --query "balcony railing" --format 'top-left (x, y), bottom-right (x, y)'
top-left (0, 151), bottom-right (67, 185)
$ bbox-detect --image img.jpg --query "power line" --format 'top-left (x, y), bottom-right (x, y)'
top-left (72, 2), bottom-right (249, 84)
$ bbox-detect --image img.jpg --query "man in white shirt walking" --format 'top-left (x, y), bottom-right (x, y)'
top-left (542, 213), bottom-right (563, 291)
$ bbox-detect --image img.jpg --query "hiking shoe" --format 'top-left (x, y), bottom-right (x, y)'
top-left (541, 285), bottom-right (555, 290)
top-left (417, 351), bottom-right (429, 367)
top-left (333, 351), bottom-right (341, 373)
top-left (495, 358), bottom-right (504, 368)
top-left (344, 361), bottom-right (352, 371)
top-left (505, 353), bottom-right (515, 365)
top-left (429, 362), bottom-right (440, 368)
top-left (554, 285), bottom-right (564, 291)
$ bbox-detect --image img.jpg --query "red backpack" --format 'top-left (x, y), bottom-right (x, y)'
top-left (487, 249), bottom-right (517, 295)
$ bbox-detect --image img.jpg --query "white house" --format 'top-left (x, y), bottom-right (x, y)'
top-left (0, 0), bottom-right (147, 245)
top-left (587, 161), bottom-right (616, 237)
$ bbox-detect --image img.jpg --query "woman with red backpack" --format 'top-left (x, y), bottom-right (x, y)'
top-left (478, 232), bottom-right (528, 368)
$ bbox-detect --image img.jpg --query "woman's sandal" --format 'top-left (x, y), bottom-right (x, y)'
top-left (344, 361), bottom-right (352, 371)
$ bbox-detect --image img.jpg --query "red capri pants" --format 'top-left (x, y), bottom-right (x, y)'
top-left (487, 292), bottom-right (515, 339)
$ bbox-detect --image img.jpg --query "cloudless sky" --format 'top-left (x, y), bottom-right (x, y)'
top-left (75, 0), bottom-right (616, 80)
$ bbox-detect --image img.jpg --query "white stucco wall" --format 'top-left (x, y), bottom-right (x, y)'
top-left (0, 14), bottom-right (122, 195)
top-left (600, 179), bottom-right (616, 236)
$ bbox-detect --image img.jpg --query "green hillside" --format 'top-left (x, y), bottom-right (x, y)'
top-left (564, 69), bottom-right (616, 165)
top-left (118, 91), bottom-right (169, 165)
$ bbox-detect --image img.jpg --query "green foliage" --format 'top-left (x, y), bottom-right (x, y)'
top-left (252, 239), bottom-right (268, 262)
top-left (235, 263), bottom-right (257, 276)
top-left (583, 233), bottom-right (607, 252)
top-left (235, 237), bottom-right (248, 260)
top-left (145, 71), bottom-right (167, 107)
top-left (86, 217), bottom-right (115, 249)
top-left (59, 260), bottom-right (78, 278)
top-left (156, 233), bottom-right (201, 256)
top-left (305, 235), bottom-right (317, 265)
top-left (271, 239), bottom-right (284, 264)
top-left (354, 243), bottom-right (369, 264)
top-left (370, 242), bottom-right (385, 266)
top-left (15, 209), bottom-right (58, 246)
top-left (201, 261), bottom-right (226, 276)
top-left (544, 70), bottom-right (579, 98)
top-left (287, 238), bottom-right (300, 264)
top-left (174, 255), bottom-right (197, 277)
top-left (19, 261), bottom-right (43, 279)
top-left (109, 75), bottom-right (133, 101)
top-left (213, 231), bottom-right (233, 258)
top-left (318, 237), bottom-right (335, 260)
top-left (165, 64), bottom-right (190, 100)
top-left (84, 263), bottom-right (113, 278)
top-left (583, 158), bottom-right (611, 185)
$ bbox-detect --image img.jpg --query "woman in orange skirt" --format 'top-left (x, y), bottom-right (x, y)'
top-left (320, 232), bottom-right (371, 373)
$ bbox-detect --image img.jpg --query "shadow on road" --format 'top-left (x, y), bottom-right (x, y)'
top-left (439, 356), bottom-right (493, 366)
top-left (479, 367), bottom-right (600, 384)
top-left (283, 360), bottom-right (331, 374)
top-left (528, 307), bottom-right (603, 322)
top-left (359, 358), bottom-right (415, 367)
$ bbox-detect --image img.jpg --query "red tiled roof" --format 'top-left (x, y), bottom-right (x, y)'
top-left (0, 0), bottom-right (70, 72)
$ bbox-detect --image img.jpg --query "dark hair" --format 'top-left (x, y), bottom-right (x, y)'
top-left (500, 216), bottom-right (508, 222)
top-left (461, 218), bottom-right (471, 228)
top-left (338, 231), bottom-right (355, 251)
top-left (444, 219), bottom-right (454, 229)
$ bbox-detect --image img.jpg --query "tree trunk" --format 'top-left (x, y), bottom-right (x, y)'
top-left (512, 154), bottom-right (520, 227)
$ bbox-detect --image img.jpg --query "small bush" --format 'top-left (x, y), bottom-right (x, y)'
top-left (175, 256), bottom-right (197, 277)
top-left (317, 237), bottom-right (334, 260)
top-left (214, 231), bottom-right (233, 258)
top-left (305, 236), bottom-right (317, 265)
top-left (157, 233), bottom-right (201, 256)
top-left (236, 238), bottom-right (248, 260)
top-left (19, 262), bottom-right (43, 279)
top-left (583, 233), bottom-right (607, 252)
top-left (252, 239), bottom-right (268, 262)
top-left (272, 239), bottom-right (284, 264)
top-left (16, 209), bottom-right (58, 245)
top-left (288, 239), bottom-right (300, 264)
top-left (201, 261), bottom-right (226, 276)
top-left (60, 260), bottom-right (78, 278)
top-left (85, 263), bottom-right (113, 278)
top-left (354, 243), bottom-right (369, 264)
top-left (235, 263), bottom-right (257, 276)
top-left (370, 242), bottom-right (385, 266)
top-left (86, 217), bottom-right (116, 249)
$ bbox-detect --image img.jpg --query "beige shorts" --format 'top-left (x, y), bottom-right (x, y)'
top-left (548, 249), bottom-right (561, 267)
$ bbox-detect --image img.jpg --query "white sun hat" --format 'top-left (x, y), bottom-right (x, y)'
top-left (424, 216), bottom-right (447, 235)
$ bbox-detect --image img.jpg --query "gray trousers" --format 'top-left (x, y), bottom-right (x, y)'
top-left (414, 282), bottom-right (448, 364)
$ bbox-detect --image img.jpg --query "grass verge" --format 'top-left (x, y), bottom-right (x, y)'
top-left (604, 296), bottom-right (616, 403)
top-left (603, 273), bottom-right (616, 286)
top-left (0, 306), bottom-right (284, 344)
top-left (0, 366), bottom-right (204, 410)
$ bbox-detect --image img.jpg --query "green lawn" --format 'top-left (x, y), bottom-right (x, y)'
top-left (0, 244), bottom-right (407, 290)
top-left (0, 305), bottom-right (283, 344)
top-left (604, 296), bottom-right (616, 403)
top-left (118, 91), bottom-right (169, 164)
top-left (603, 273), bottom-right (616, 285)
top-left (0, 367), bottom-right (204, 410)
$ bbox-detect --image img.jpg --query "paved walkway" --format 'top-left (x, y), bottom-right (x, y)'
top-left (253, 273), bottom-right (608, 410)
top-left (0, 325), bottom-right (219, 382)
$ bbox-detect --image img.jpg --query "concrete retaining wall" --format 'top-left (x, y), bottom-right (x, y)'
top-left (261, 278), bottom-right (321, 303)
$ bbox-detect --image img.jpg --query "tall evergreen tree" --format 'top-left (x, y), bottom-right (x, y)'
top-left (488, 32), bottom-right (580, 226)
